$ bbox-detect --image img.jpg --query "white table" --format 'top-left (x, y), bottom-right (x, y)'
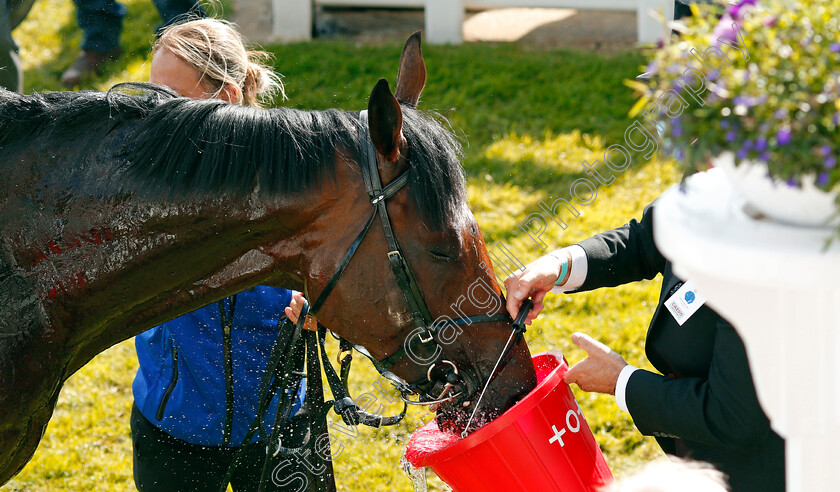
top-left (654, 169), bottom-right (840, 492)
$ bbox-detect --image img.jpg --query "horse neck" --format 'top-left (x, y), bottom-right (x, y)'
top-left (64, 158), bottom-right (367, 371)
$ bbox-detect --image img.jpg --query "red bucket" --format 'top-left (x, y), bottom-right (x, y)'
top-left (405, 351), bottom-right (613, 491)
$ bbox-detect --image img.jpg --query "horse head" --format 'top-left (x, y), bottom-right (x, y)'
top-left (294, 33), bottom-right (538, 433)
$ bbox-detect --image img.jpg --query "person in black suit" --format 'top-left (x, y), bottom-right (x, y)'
top-left (504, 203), bottom-right (785, 492)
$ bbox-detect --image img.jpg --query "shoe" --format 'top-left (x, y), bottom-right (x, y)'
top-left (60, 48), bottom-right (122, 88)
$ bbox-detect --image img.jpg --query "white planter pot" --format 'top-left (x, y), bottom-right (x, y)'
top-left (712, 152), bottom-right (839, 227)
top-left (654, 170), bottom-right (840, 492)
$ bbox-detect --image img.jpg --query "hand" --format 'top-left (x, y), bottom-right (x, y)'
top-left (504, 253), bottom-right (564, 324)
top-left (564, 332), bottom-right (628, 395)
top-left (285, 291), bottom-right (317, 332)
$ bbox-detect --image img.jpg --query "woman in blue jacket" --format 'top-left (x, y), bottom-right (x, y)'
top-left (131, 19), bottom-right (306, 491)
top-left (132, 287), bottom-right (307, 491)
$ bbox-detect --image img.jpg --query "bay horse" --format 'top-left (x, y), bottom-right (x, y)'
top-left (0, 33), bottom-right (537, 484)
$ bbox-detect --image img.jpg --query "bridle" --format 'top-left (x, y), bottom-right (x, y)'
top-left (303, 110), bottom-right (533, 429)
top-left (225, 110), bottom-right (535, 491)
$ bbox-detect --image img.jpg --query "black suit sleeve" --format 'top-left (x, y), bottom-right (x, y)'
top-left (574, 204), bottom-right (667, 292)
top-left (624, 319), bottom-right (771, 449)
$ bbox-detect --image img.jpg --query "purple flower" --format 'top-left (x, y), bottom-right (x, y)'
top-left (671, 119), bottom-right (682, 137)
top-left (713, 15), bottom-right (739, 46)
top-left (737, 148), bottom-right (749, 160)
top-left (786, 177), bottom-right (798, 188)
top-left (727, 0), bottom-right (757, 19)
top-left (734, 94), bottom-right (765, 107)
top-left (774, 109), bottom-right (788, 120)
top-left (720, 119), bottom-right (730, 129)
top-left (762, 15), bottom-right (778, 27)
top-left (819, 145), bottom-right (832, 157)
top-left (705, 70), bottom-right (720, 83)
top-left (755, 136), bottom-right (768, 151)
top-left (726, 130), bottom-right (738, 142)
top-left (831, 43), bottom-right (840, 53)
top-left (760, 151), bottom-right (770, 162)
top-left (777, 128), bottom-right (792, 145)
top-left (826, 156), bottom-right (837, 169)
top-left (834, 112), bottom-right (840, 126)
top-left (817, 172), bottom-right (830, 186)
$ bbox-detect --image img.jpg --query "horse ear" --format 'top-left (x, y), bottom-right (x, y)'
top-left (394, 31), bottom-right (426, 108)
top-left (368, 78), bottom-right (404, 163)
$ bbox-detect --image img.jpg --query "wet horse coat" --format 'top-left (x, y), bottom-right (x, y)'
top-left (0, 34), bottom-right (537, 485)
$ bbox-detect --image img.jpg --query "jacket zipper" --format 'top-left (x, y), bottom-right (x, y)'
top-left (220, 297), bottom-right (236, 446)
top-left (156, 345), bottom-right (179, 421)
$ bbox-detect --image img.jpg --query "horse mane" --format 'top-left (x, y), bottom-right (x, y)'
top-left (0, 84), bottom-right (465, 228)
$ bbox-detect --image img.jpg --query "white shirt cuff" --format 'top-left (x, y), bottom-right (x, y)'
top-left (615, 365), bottom-right (639, 414)
top-left (549, 245), bottom-right (588, 293)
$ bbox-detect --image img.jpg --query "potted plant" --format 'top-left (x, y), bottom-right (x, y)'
top-left (633, 0), bottom-right (840, 227)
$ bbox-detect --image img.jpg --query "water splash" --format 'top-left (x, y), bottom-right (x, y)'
top-left (401, 454), bottom-right (429, 492)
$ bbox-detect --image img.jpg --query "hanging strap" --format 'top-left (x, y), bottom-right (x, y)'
top-left (217, 305), bottom-right (308, 492)
top-left (263, 327), bottom-right (337, 492)
top-left (298, 328), bottom-right (337, 492)
top-left (338, 338), bottom-right (353, 390)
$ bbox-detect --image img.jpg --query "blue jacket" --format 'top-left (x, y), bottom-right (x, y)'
top-left (133, 286), bottom-right (305, 447)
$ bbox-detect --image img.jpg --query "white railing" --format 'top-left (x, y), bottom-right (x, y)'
top-left (270, 0), bottom-right (674, 44)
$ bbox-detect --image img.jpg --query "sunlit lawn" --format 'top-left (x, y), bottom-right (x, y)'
top-left (6, 1), bottom-right (678, 490)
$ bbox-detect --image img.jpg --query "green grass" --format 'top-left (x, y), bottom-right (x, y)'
top-left (6, 2), bottom-right (680, 490)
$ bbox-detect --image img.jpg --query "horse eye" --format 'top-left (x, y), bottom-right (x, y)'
top-left (428, 251), bottom-right (457, 262)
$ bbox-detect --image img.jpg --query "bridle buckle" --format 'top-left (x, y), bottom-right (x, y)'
top-left (418, 330), bottom-right (434, 343)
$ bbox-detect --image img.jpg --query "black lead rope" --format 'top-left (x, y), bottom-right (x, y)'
top-left (338, 338), bottom-right (354, 390)
top-left (258, 328), bottom-right (337, 492)
top-left (220, 295), bottom-right (405, 492)
top-left (217, 303), bottom-right (310, 492)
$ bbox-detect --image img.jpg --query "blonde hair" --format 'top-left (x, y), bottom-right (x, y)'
top-left (153, 18), bottom-right (286, 107)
